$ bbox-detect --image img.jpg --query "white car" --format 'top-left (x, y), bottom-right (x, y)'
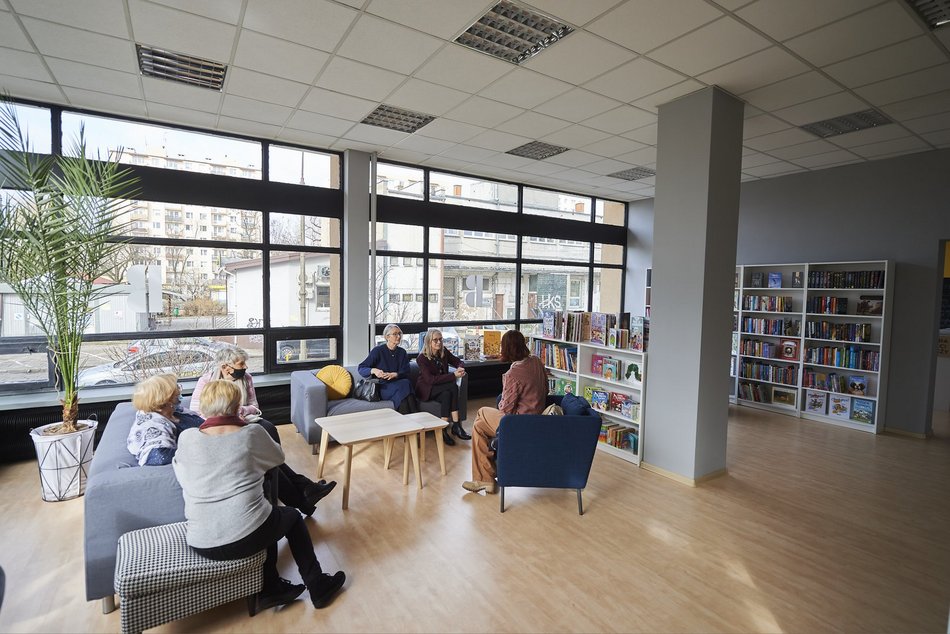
top-left (78, 342), bottom-right (225, 387)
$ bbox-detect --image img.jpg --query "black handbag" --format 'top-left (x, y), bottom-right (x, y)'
top-left (354, 378), bottom-right (382, 402)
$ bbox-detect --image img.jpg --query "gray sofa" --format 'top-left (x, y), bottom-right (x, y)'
top-left (290, 361), bottom-right (468, 448)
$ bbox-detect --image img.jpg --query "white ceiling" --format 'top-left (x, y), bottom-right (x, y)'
top-left (1, 0), bottom-right (949, 201)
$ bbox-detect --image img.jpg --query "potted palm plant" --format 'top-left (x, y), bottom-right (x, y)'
top-left (0, 97), bottom-right (138, 501)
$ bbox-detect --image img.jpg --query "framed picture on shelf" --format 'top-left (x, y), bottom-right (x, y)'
top-left (856, 295), bottom-right (884, 316)
top-left (750, 272), bottom-right (764, 288)
top-left (779, 339), bottom-right (799, 360)
top-left (804, 390), bottom-right (827, 414)
top-left (768, 272), bottom-right (782, 288)
top-left (791, 271), bottom-right (803, 288)
top-left (850, 398), bottom-right (875, 425)
top-left (771, 386), bottom-right (797, 409)
top-left (847, 375), bottom-right (868, 396)
top-left (828, 394), bottom-right (851, 420)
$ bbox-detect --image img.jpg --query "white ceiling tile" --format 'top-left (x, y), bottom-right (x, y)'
top-left (697, 47), bottom-right (810, 95)
top-left (741, 151), bottom-right (782, 168)
top-left (421, 156), bottom-right (475, 172)
top-left (632, 80), bottom-right (704, 112)
top-left (393, 134), bottom-right (456, 154)
top-left (768, 139), bottom-right (838, 160)
top-left (826, 123), bottom-right (915, 148)
top-left (220, 94), bottom-right (292, 126)
top-left (742, 127), bottom-right (815, 151)
top-left (556, 168), bottom-right (599, 184)
top-left (412, 118), bottom-right (484, 143)
top-left (789, 149), bottom-right (861, 168)
top-left (142, 76), bottom-right (223, 111)
top-left (904, 111), bottom-right (950, 134)
top-left (146, 0), bottom-right (244, 24)
top-left (0, 11), bottom-right (34, 50)
top-left (496, 111), bottom-right (571, 138)
top-left (880, 89), bottom-right (950, 121)
top-left (342, 122), bottom-right (410, 147)
top-left (365, 0), bottom-right (490, 39)
top-left (474, 152), bottom-right (535, 170)
top-left (649, 17), bottom-right (771, 76)
top-left (414, 44), bottom-right (512, 93)
top-left (921, 128), bottom-right (950, 146)
top-left (146, 103), bottom-right (219, 129)
top-left (544, 148), bottom-right (601, 167)
top-left (286, 109), bottom-right (355, 136)
top-left (22, 18), bottom-right (137, 73)
top-left (225, 68), bottom-right (309, 107)
top-left (439, 143), bottom-right (497, 162)
top-left (516, 160), bottom-right (569, 175)
top-left (580, 135), bottom-right (647, 158)
top-left (520, 0), bottom-right (625, 27)
top-left (621, 122), bottom-right (657, 145)
top-left (584, 57), bottom-right (686, 103)
top-left (46, 59), bottom-right (141, 99)
top-left (710, 0), bottom-right (755, 10)
top-left (217, 115), bottom-right (281, 138)
top-left (465, 129), bottom-right (532, 152)
top-left (331, 138), bottom-right (380, 153)
top-left (244, 0), bottom-right (357, 50)
top-left (315, 57), bottom-right (407, 102)
top-left (276, 127), bottom-right (338, 149)
top-left (443, 97), bottom-right (523, 128)
top-left (233, 30), bottom-right (330, 84)
top-left (848, 135), bottom-right (930, 158)
top-left (129, 0), bottom-right (236, 62)
top-left (583, 157), bottom-right (634, 175)
top-left (583, 105), bottom-right (655, 134)
top-left (386, 78), bottom-right (470, 116)
top-left (772, 92), bottom-right (868, 126)
top-left (736, 0), bottom-right (881, 41)
top-left (741, 71), bottom-right (841, 111)
top-left (479, 68), bottom-right (572, 109)
top-left (540, 124), bottom-right (611, 148)
top-left (742, 160), bottom-right (805, 177)
top-left (0, 48), bottom-right (53, 82)
top-left (336, 14), bottom-right (443, 76)
top-left (522, 31), bottom-right (636, 85)
top-left (822, 36), bottom-right (946, 89)
top-left (533, 87), bottom-right (621, 122)
top-left (11, 0), bottom-right (129, 38)
top-left (615, 145), bottom-right (657, 165)
top-left (855, 64), bottom-right (950, 106)
top-left (587, 0), bottom-right (723, 54)
top-left (0, 74), bottom-right (64, 103)
top-left (743, 114), bottom-right (791, 139)
top-left (299, 88), bottom-right (377, 122)
top-left (380, 147), bottom-right (430, 164)
top-left (62, 86), bottom-right (148, 117)
top-left (784, 3), bottom-right (924, 67)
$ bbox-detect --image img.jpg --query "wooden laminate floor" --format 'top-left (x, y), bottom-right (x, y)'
top-left (1, 399), bottom-right (949, 633)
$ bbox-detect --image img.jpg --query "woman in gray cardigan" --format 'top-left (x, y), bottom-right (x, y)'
top-left (173, 379), bottom-right (346, 614)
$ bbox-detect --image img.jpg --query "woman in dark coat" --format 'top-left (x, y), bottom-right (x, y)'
top-left (358, 323), bottom-right (419, 414)
top-left (415, 329), bottom-right (469, 445)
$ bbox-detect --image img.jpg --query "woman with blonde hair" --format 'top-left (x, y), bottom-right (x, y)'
top-left (358, 323), bottom-right (420, 414)
top-left (127, 373), bottom-right (201, 466)
top-left (415, 329), bottom-right (469, 445)
top-left (174, 380), bottom-right (346, 614)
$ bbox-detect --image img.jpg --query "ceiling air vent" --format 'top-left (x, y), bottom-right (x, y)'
top-left (800, 109), bottom-right (893, 138)
top-left (136, 44), bottom-right (226, 90)
top-left (905, 0), bottom-right (950, 29)
top-left (455, 0), bottom-right (574, 65)
top-left (506, 140), bottom-right (569, 160)
top-left (608, 167), bottom-right (656, 181)
top-left (361, 104), bottom-right (435, 133)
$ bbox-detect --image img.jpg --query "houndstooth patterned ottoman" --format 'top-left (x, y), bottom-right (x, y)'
top-left (114, 522), bottom-right (265, 634)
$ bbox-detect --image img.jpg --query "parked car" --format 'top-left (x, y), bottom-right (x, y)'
top-left (126, 337), bottom-right (222, 355)
top-left (78, 341), bottom-right (226, 387)
top-left (276, 338), bottom-right (333, 364)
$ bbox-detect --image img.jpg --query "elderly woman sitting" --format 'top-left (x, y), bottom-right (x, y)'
top-left (127, 374), bottom-right (202, 466)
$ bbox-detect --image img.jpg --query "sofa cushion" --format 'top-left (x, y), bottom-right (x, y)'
top-left (315, 365), bottom-right (352, 400)
top-left (326, 398), bottom-right (394, 416)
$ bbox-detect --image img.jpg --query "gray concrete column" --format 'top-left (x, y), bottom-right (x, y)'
top-left (641, 86), bottom-right (744, 484)
top-left (343, 150), bottom-right (370, 365)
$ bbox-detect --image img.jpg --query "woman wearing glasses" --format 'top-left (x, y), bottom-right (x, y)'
top-left (358, 323), bottom-right (420, 414)
top-left (415, 329), bottom-right (469, 446)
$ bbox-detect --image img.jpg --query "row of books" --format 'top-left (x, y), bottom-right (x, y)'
top-left (539, 310), bottom-right (649, 351)
top-left (741, 317), bottom-right (801, 336)
top-left (737, 361), bottom-right (798, 386)
top-left (806, 296), bottom-right (849, 315)
top-left (803, 346), bottom-right (880, 371)
top-left (547, 376), bottom-right (576, 396)
top-left (591, 353), bottom-right (642, 383)
top-left (606, 321), bottom-right (649, 351)
top-left (742, 295), bottom-right (794, 312)
top-left (461, 331), bottom-right (502, 361)
top-left (599, 423), bottom-right (638, 454)
top-left (583, 386), bottom-right (639, 421)
top-left (808, 270), bottom-right (884, 289)
top-left (803, 321), bottom-right (873, 342)
top-left (737, 381), bottom-right (769, 402)
top-left (803, 390), bottom-right (875, 424)
top-left (532, 340), bottom-right (577, 372)
top-left (748, 271), bottom-right (800, 288)
top-left (739, 339), bottom-right (799, 359)
top-left (802, 370), bottom-right (870, 395)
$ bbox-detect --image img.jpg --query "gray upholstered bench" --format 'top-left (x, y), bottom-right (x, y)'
top-left (114, 522), bottom-right (265, 634)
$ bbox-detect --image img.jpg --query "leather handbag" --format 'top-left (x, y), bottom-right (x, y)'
top-left (354, 378), bottom-right (382, 402)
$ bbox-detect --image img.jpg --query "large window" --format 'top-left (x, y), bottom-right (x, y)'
top-left (429, 172), bottom-right (517, 212)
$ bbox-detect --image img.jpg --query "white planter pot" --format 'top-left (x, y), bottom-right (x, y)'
top-left (30, 420), bottom-right (98, 502)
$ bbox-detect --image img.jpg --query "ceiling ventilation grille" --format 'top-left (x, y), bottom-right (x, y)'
top-left (905, 0), bottom-right (950, 29)
top-left (608, 167), bottom-right (656, 181)
top-left (136, 44), bottom-right (227, 90)
top-left (361, 104), bottom-right (435, 133)
top-left (455, 0), bottom-right (574, 65)
top-left (506, 140), bottom-right (569, 160)
top-left (800, 109), bottom-right (893, 138)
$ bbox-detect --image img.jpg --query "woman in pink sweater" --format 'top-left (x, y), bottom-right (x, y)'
top-left (462, 330), bottom-right (548, 494)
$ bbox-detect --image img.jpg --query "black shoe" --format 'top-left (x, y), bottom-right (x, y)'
top-left (451, 422), bottom-right (471, 441)
top-left (302, 480), bottom-right (337, 514)
top-left (441, 428), bottom-right (456, 446)
top-left (248, 578), bottom-right (305, 616)
top-left (310, 571), bottom-right (346, 609)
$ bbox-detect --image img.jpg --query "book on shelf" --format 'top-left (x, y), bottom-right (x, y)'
top-left (768, 272), bottom-right (782, 288)
top-left (792, 271), bottom-right (803, 288)
top-left (856, 295), bottom-right (884, 316)
top-left (620, 399), bottom-right (638, 420)
top-left (463, 336), bottom-right (481, 361)
top-left (609, 391), bottom-right (628, 413)
top-left (625, 429), bottom-right (639, 454)
top-left (624, 360), bottom-right (642, 383)
top-left (482, 330), bottom-right (501, 359)
top-left (583, 385), bottom-right (594, 402)
top-left (541, 310), bottom-right (557, 338)
top-left (847, 375), bottom-right (868, 396)
top-left (850, 398), bottom-right (875, 425)
top-left (630, 316), bottom-right (649, 351)
top-left (771, 386), bottom-right (796, 408)
top-left (750, 272), bottom-right (764, 288)
top-left (607, 327), bottom-right (618, 348)
top-left (590, 353), bottom-right (605, 375)
top-left (805, 389), bottom-right (827, 414)
top-left (779, 339), bottom-right (799, 360)
top-left (827, 394), bottom-right (851, 420)
top-left (590, 389), bottom-right (609, 412)
top-left (602, 359), bottom-right (620, 380)
top-left (590, 312), bottom-right (607, 345)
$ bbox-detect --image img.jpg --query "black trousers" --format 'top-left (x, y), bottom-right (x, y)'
top-left (192, 506), bottom-right (322, 591)
top-left (256, 419), bottom-right (315, 511)
top-left (426, 381), bottom-right (459, 419)
top-left (396, 394), bottom-right (420, 415)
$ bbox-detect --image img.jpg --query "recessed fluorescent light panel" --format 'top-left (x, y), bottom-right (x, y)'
top-left (455, 0), bottom-right (574, 64)
top-left (361, 104), bottom-right (435, 133)
top-left (136, 44), bottom-right (226, 90)
top-left (800, 109), bottom-right (893, 139)
top-left (506, 141), bottom-right (569, 160)
top-left (607, 167), bottom-right (656, 181)
top-left (905, 0), bottom-right (950, 28)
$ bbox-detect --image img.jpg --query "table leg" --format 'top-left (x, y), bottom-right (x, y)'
top-left (317, 429), bottom-right (330, 479)
top-left (383, 437), bottom-right (393, 469)
top-left (402, 436), bottom-right (410, 485)
top-left (409, 432), bottom-right (422, 490)
top-left (434, 427), bottom-right (447, 476)
top-left (342, 444), bottom-right (353, 510)
top-left (420, 429), bottom-right (427, 463)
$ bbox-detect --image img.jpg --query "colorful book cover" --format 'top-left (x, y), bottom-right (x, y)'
top-left (804, 390), bottom-right (827, 414)
top-left (607, 327), bottom-right (618, 348)
top-left (464, 336), bottom-right (481, 361)
top-left (620, 399), bottom-right (636, 420)
top-left (792, 271), bottom-right (803, 288)
top-left (827, 394), bottom-right (851, 420)
top-left (609, 391), bottom-right (627, 412)
top-left (768, 272), bottom-right (782, 288)
top-left (590, 389), bottom-right (609, 412)
top-left (591, 353), bottom-right (605, 375)
top-left (847, 375), bottom-right (867, 396)
top-left (850, 398), bottom-right (875, 425)
top-left (482, 330), bottom-right (501, 358)
top-left (602, 359), bottom-right (619, 380)
top-left (590, 312), bottom-right (607, 345)
top-left (856, 295), bottom-right (883, 316)
top-left (541, 310), bottom-right (556, 338)
top-left (583, 385), bottom-right (594, 402)
top-left (624, 360), bottom-right (642, 383)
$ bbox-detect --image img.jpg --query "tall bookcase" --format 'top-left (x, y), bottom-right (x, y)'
top-left (532, 334), bottom-right (646, 465)
top-left (733, 260), bottom-right (892, 433)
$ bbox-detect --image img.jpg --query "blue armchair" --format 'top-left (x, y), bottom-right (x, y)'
top-left (494, 395), bottom-right (602, 514)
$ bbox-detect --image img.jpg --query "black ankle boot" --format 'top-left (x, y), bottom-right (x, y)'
top-left (451, 422), bottom-right (471, 440)
top-left (442, 428), bottom-right (456, 446)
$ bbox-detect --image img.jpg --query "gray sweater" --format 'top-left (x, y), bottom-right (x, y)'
top-left (172, 424), bottom-right (284, 549)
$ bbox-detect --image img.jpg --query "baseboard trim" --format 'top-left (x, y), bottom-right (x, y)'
top-left (883, 427), bottom-right (929, 439)
top-left (640, 462), bottom-right (728, 487)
